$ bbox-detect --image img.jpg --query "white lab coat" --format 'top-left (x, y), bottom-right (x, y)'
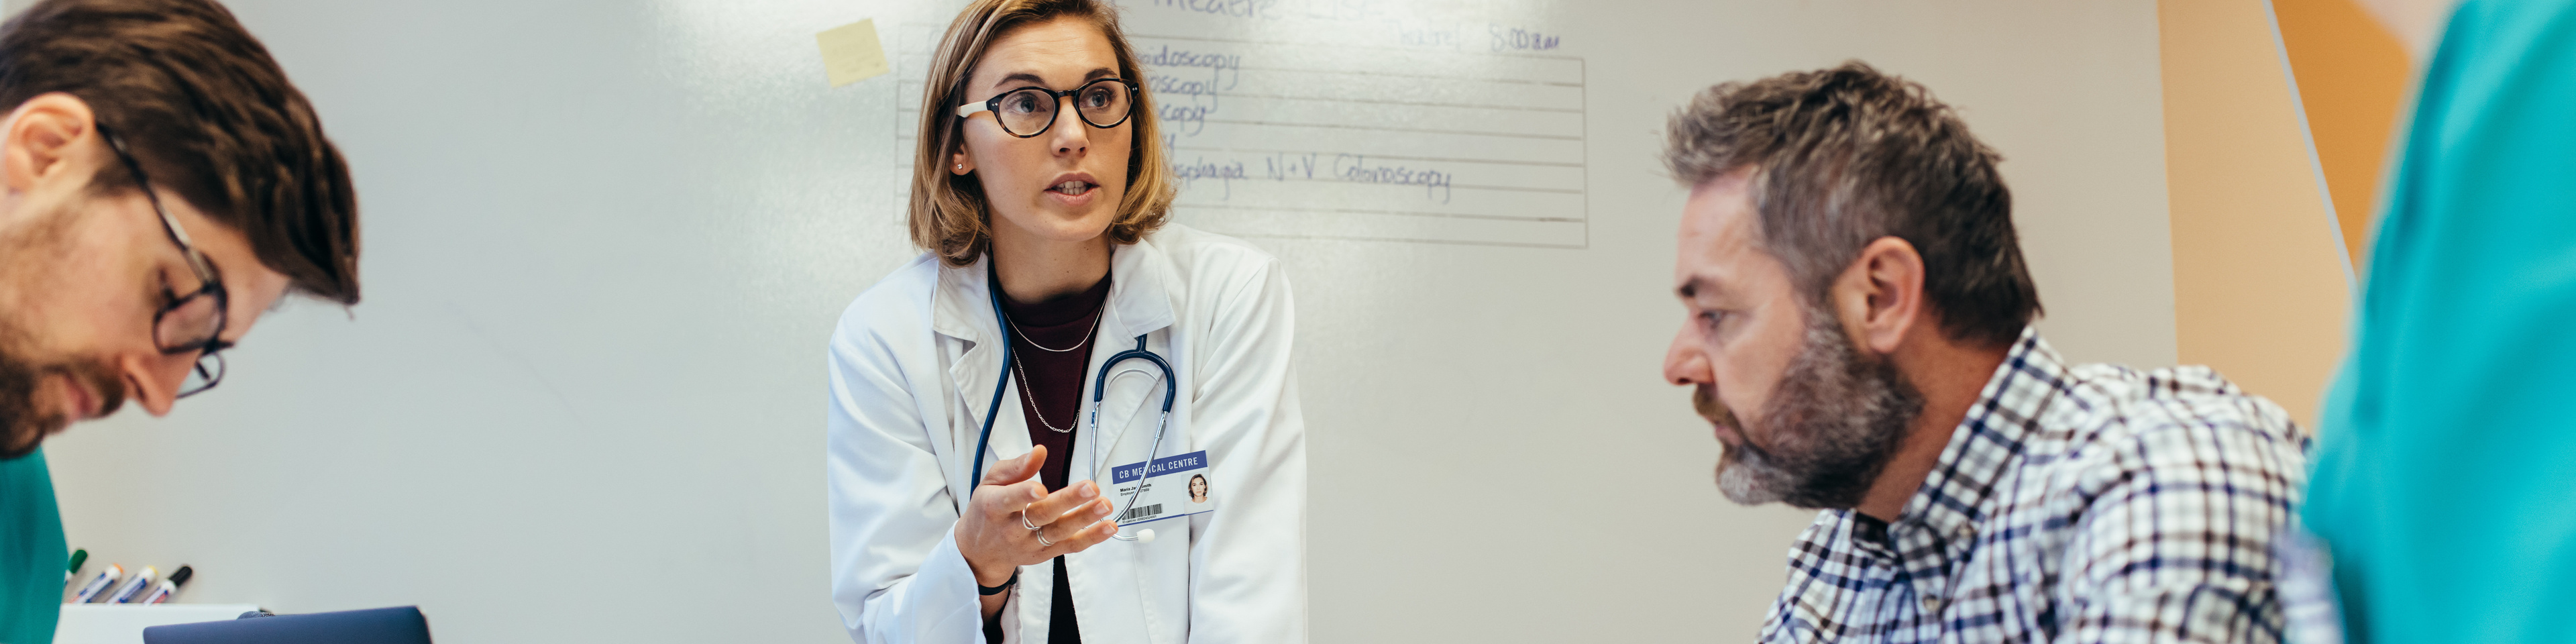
top-left (827, 224), bottom-right (1309, 644)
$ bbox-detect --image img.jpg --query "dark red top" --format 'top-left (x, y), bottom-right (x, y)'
top-left (993, 274), bottom-right (1109, 644)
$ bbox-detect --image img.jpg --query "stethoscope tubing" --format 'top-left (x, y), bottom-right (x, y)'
top-left (967, 263), bottom-right (1017, 495)
top-left (966, 262), bottom-right (1176, 543)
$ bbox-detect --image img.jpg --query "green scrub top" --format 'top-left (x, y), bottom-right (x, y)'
top-left (0, 449), bottom-right (62, 644)
top-left (2306, 1), bottom-right (2576, 642)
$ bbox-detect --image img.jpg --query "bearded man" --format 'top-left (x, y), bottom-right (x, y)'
top-left (0, 0), bottom-right (359, 640)
top-left (1659, 62), bottom-right (2308, 643)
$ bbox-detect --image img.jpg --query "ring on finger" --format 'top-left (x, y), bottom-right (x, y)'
top-left (1020, 512), bottom-right (1044, 532)
top-left (1036, 531), bottom-right (1057, 547)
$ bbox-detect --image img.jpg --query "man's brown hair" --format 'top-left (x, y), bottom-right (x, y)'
top-left (1664, 61), bottom-right (2039, 347)
top-left (0, 0), bottom-right (358, 304)
top-left (909, 0), bottom-right (1174, 267)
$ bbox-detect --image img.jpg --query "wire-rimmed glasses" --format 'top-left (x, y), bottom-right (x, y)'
top-left (97, 123), bottom-right (231, 398)
top-left (954, 77), bottom-right (1140, 138)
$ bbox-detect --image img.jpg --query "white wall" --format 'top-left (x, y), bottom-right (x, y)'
top-left (40, 1), bottom-right (2170, 642)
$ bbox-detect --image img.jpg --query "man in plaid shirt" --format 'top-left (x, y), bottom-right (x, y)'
top-left (1658, 62), bottom-right (2309, 643)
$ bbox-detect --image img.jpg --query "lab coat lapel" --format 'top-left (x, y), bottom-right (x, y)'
top-left (1107, 236), bottom-right (1176, 339)
top-left (1082, 328), bottom-right (1163, 482)
top-left (1064, 240), bottom-right (1181, 644)
top-left (931, 256), bottom-right (1033, 495)
top-left (932, 257), bottom-right (998, 431)
top-left (1078, 241), bottom-right (1178, 483)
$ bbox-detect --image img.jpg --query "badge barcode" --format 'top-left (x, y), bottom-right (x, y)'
top-left (1116, 504), bottom-right (1163, 522)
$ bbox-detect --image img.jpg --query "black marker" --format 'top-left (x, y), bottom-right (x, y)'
top-left (141, 565), bottom-right (193, 604)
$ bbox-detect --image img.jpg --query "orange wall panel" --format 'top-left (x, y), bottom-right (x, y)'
top-left (2275, 0), bottom-right (2411, 268)
top-left (2159, 0), bottom-right (2353, 428)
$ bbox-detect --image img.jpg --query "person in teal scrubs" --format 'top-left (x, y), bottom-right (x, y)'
top-left (0, 451), bottom-right (64, 644)
top-left (0, 1), bottom-right (362, 640)
top-left (2308, 1), bottom-right (2576, 642)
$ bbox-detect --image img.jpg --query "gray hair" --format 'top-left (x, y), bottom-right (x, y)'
top-left (1663, 61), bottom-right (2040, 347)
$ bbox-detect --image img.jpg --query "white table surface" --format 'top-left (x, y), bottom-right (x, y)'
top-left (53, 604), bottom-right (265, 644)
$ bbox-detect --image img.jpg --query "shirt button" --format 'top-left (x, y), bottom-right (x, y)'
top-left (1921, 596), bottom-right (1942, 612)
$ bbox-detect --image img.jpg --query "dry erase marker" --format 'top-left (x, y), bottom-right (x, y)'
top-left (105, 565), bottom-right (156, 603)
top-left (140, 566), bottom-right (191, 604)
top-left (63, 549), bottom-right (85, 584)
top-left (69, 564), bottom-right (121, 603)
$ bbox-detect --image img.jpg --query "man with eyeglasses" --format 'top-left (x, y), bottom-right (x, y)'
top-left (0, 1), bottom-right (358, 640)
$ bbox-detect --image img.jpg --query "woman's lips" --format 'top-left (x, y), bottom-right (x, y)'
top-left (1044, 181), bottom-right (1098, 207)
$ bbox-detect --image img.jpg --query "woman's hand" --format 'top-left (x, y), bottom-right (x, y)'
top-left (956, 445), bottom-right (1121, 588)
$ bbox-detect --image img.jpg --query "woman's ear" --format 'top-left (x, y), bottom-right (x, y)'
top-left (950, 144), bottom-right (973, 176)
top-left (1829, 236), bottom-right (1927, 355)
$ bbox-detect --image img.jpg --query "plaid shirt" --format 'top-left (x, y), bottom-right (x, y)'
top-left (1759, 329), bottom-right (2309, 643)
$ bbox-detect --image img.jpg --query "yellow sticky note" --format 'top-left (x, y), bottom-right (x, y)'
top-left (817, 19), bottom-right (890, 87)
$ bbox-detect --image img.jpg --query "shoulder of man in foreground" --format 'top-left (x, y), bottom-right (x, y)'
top-left (2038, 360), bottom-right (2310, 639)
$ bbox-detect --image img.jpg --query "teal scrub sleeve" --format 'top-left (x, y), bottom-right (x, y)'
top-left (2304, 1), bottom-right (2576, 642)
top-left (0, 449), bottom-right (64, 644)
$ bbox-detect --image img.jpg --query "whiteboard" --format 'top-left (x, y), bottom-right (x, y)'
top-left (893, 6), bottom-right (1593, 248)
top-left (38, 1), bottom-right (2172, 642)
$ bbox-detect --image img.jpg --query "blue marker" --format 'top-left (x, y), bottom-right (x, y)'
top-left (104, 565), bottom-right (156, 603)
top-left (69, 564), bottom-right (121, 603)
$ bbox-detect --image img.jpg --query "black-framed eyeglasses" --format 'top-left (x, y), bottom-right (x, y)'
top-left (953, 77), bottom-right (1140, 138)
top-left (97, 123), bottom-right (230, 398)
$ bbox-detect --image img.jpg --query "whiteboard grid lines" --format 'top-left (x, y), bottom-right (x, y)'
top-left (1175, 203), bottom-right (1585, 223)
top-left (1128, 32), bottom-right (1587, 62)
top-left (888, 19), bottom-right (1591, 250)
top-left (1167, 146), bottom-right (1585, 168)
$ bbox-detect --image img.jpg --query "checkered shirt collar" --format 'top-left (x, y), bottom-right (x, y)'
top-left (1866, 326), bottom-right (2057, 561)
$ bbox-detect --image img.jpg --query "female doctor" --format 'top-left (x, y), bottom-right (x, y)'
top-left (825, 1), bottom-right (1307, 643)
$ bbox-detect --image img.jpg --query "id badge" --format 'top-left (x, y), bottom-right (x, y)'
top-left (1106, 450), bottom-right (1218, 526)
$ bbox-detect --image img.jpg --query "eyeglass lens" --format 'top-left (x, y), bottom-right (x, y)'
top-left (154, 289), bottom-right (227, 352)
top-left (995, 80), bottom-right (1132, 136)
top-left (177, 352), bottom-right (223, 398)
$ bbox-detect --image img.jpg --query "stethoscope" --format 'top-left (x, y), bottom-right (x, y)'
top-left (966, 262), bottom-right (1177, 543)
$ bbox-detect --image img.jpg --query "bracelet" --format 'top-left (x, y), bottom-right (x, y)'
top-left (977, 570), bottom-right (1019, 596)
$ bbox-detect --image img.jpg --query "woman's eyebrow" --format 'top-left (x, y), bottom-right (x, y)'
top-left (991, 67), bottom-right (1120, 91)
top-left (994, 71), bottom-right (1046, 89)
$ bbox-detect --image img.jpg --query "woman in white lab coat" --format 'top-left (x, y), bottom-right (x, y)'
top-left (826, 1), bottom-right (1307, 643)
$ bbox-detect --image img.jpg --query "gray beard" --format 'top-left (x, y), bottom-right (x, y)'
top-left (1713, 313), bottom-right (1925, 509)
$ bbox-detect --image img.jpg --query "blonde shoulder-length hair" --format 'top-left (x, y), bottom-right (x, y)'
top-left (908, 0), bottom-right (1176, 267)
